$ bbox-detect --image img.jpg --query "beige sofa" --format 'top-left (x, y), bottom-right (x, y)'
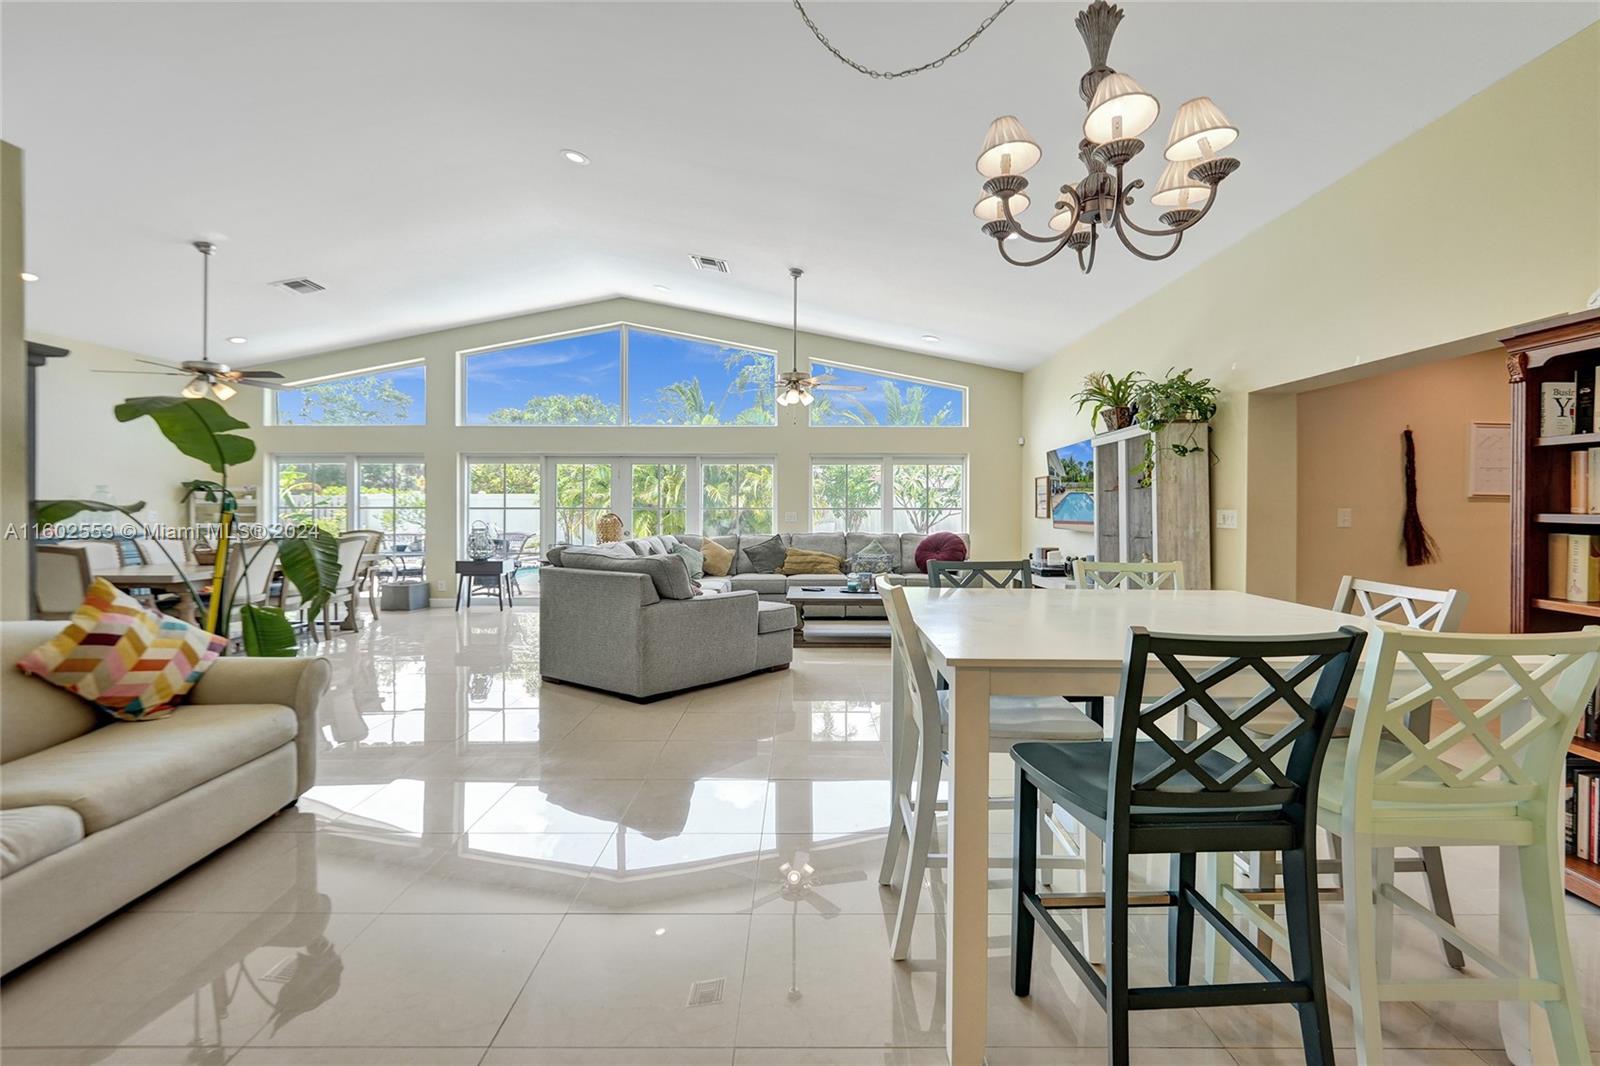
top-left (0, 621), bottom-right (331, 975)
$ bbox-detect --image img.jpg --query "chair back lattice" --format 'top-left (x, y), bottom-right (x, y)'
top-left (1345, 627), bottom-right (1600, 809)
top-left (928, 560), bottom-right (1032, 589)
top-left (1111, 627), bottom-right (1366, 812)
top-left (881, 583), bottom-right (944, 743)
top-left (1333, 576), bottom-right (1463, 633)
top-left (1077, 561), bottom-right (1185, 591)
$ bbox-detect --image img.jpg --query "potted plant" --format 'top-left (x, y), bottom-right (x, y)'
top-left (1129, 368), bottom-right (1221, 483)
top-left (1071, 371), bottom-right (1140, 431)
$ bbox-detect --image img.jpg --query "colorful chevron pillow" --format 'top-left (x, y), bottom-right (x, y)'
top-left (16, 578), bottom-right (227, 721)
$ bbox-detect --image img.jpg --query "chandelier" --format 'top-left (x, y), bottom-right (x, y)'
top-left (973, 0), bottom-right (1241, 272)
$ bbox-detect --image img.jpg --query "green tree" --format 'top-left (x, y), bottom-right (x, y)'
top-left (645, 349), bottom-right (776, 426)
top-left (486, 393), bottom-right (620, 425)
top-left (811, 464), bottom-right (882, 532)
top-left (811, 381), bottom-right (954, 427)
top-left (284, 375), bottom-right (415, 425)
top-left (893, 463), bottom-right (963, 534)
top-left (554, 462), bottom-right (611, 543)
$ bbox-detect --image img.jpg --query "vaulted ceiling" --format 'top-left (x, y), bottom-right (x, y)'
top-left (5, 2), bottom-right (1594, 370)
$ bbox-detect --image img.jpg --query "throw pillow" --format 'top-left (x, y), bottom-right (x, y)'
top-left (668, 542), bottom-right (705, 579)
top-left (701, 538), bottom-right (734, 577)
top-left (849, 539), bottom-right (897, 575)
top-left (913, 532), bottom-right (968, 573)
top-left (741, 535), bottom-right (788, 574)
top-left (778, 547), bottom-right (843, 576)
top-left (16, 578), bottom-right (227, 721)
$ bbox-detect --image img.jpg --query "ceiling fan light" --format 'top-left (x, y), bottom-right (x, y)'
top-left (799, 390), bottom-right (814, 406)
top-left (975, 115), bottom-right (1042, 178)
top-left (1164, 96), bottom-right (1238, 161)
top-left (973, 191), bottom-right (1030, 223)
top-left (1083, 73), bottom-right (1159, 144)
top-left (181, 378), bottom-right (208, 399)
top-left (210, 380), bottom-right (238, 402)
top-left (1150, 159), bottom-right (1214, 209)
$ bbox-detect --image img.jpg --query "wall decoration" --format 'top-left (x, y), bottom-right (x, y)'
top-left (1401, 427), bottom-right (1439, 566)
top-left (1467, 422), bottom-right (1511, 498)
top-left (1034, 476), bottom-right (1051, 519)
top-left (1045, 440), bottom-right (1095, 529)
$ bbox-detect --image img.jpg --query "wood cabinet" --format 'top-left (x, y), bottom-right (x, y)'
top-left (1092, 422), bottom-right (1212, 589)
top-left (1502, 307), bottom-right (1600, 905)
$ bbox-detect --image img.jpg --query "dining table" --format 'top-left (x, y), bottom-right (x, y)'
top-left (894, 586), bottom-right (1554, 1066)
top-left (97, 562), bottom-right (218, 624)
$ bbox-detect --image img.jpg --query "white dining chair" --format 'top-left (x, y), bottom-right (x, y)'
top-left (876, 581), bottom-right (1105, 961)
top-left (33, 545), bottom-right (91, 619)
top-left (1074, 560), bottom-right (1185, 590)
top-left (304, 533), bottom-right (369, 640)
top-left (1330, 627), bottom-right (1598, 1065)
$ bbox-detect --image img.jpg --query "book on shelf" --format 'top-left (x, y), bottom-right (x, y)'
top-left (1544, 380), bottom-right (1578, 436)
top-left (1573, 450), bottom-right (1590, 513)
top-left (1578, 370), bottom-right (1597, 434)
top-left (1548, 532), bottom-right (1600, 601)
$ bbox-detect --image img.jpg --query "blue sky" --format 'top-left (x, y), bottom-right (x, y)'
top-left (627, 331), bottom-right (772, 424)
top-left (464, 330), bottom-right (622, 422)
top-left (810, 362), bottom-right (965, 425)
top-left (277, 363), bottom-right (427, 424)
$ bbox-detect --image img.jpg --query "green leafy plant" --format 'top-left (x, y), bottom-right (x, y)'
top-left (1128, 368), bottom-right (1220, 483)
top-left (1071, 371), bottom-right (1140, 430)
top-left (36, 396), bottom-right (340, 657)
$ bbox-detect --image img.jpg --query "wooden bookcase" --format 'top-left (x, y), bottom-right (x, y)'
top-left (1503, 307), bottom-right (1600, 904)
top-left (1092, 422), bottom-right (1212, 589)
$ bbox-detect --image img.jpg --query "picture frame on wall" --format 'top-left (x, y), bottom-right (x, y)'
top-left (1467, 421), bottom-right (1511, 498)
top-left (1034, 476), bottom-right (1051, 518)
top-left (1045, 440), bottom-right (1095, 529)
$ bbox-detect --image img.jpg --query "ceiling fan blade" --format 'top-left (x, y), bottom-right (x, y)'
top-left (814, 383), bottom-right (867, 392)
top-left (133, 357), bottom-right (185, 371)
top-left (91, 369), bottom-right (186, 376)
top-left (809, 374), bottom-right (838, 384)
top-left (238, 370), bottom-right (284, 379)
top-left (242, 379), bottom-right (286, 390)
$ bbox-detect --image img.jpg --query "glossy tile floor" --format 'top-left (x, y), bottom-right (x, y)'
top-left (3, 605), bottom-right (1598, 1066)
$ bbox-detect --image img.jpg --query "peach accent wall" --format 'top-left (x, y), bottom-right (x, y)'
top-left (1295, 348), bottom-right (1509, 631)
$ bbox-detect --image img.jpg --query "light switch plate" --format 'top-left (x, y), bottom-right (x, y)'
top-left (1215, 509), bottom-right (1238, 529)
top-left (783, 511), bottom-right (798, 524)
top-left (1336, 508), bottom-right (1352, 528)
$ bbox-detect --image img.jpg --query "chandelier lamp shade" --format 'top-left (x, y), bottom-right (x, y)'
top-left (972, 0), bottom-right (1241, 272)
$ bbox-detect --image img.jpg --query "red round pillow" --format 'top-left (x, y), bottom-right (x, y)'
top-left (914, 532), bottom-right (968, 573)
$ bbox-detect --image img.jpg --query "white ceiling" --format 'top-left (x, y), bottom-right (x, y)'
top-left (4, 1), bottom-right (1595, 371)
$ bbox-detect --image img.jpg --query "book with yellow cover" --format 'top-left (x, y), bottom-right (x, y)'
top-left (1570, 534), bottom-right (1600, 603)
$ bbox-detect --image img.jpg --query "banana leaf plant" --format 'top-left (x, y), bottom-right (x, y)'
top-left (34, 395), bottom-right (341, 657)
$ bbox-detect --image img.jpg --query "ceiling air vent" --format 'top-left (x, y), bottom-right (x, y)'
top-left (272, 277), bottom-right (326, 295)
top-left (688, 254), bottom-right (729, 273)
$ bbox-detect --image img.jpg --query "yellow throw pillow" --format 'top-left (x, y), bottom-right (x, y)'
top-left (778, 547), bottom-right (844, 576)
top-left (701, 538), bottom-right (734, 577)
top-left (15, 578), bottom-right (228, 721)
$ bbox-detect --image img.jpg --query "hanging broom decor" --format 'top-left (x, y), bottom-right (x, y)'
top-left (1401, 427), bottom-right (1439, 566)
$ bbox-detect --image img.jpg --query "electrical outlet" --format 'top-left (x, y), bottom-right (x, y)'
top-left (1215, 509), bottom-right (1238, 529)
top-left (1336, 508), bottom-right (1352, 529)
top-left (783, 511), bottom-right (798, 524)
top-left (435, 579), bottom-right (449, 592)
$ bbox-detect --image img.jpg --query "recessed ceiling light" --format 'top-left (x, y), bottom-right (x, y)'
top-left (227, 336), bottom-right (248, 344)
top-left (19, 272), bottom-right (38, 282)
top-left (560, 149), bottom-right (590, 166)
top-left (920, 334), bottom-right (941, 343)
top-left (653, 284), bottom-right (671, 293)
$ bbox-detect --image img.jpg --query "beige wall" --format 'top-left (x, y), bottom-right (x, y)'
top-left (1, 142), bottom-right (29, 619)
top-left (28, 332), bottom-right (214, 524)
top-left (1020, 25), bottom-right (1600, 591)
top-left (68, 299), bottom-right (1017, 592)
top-left (1295, 349), bottom-right (1509, 631)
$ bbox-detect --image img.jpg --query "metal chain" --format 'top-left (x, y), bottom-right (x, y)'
top-left (791, 0), bottom-right (1017, 80)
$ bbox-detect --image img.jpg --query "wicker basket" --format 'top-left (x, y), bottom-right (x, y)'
top-left (596, 513), bottom-right (626, 543)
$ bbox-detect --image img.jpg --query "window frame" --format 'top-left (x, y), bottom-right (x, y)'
top-left (457, 323), bottom-right (778, 428)
top-left (269, 453), bottom-right (426, 537)
top-left (808, 459), bottom-right (884, 534)
top-left (700, 458), bottom-right (777, 537)
top-left (805, 358), bottom-right (968, 429)
top-left (807, 455), bottom-right (967, 533)
top-left (464, 458), bottom-right (544, 557)
top-left (269, 359), bottom-right (427, 427)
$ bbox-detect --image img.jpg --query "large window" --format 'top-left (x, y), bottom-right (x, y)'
top-left (275, 455), bottom-right (427, 536)
top-left (808, 362), bottom-right (966, 427)
top-left (809, 457), bottom-right (965, 533)
top-left (464, 329), bottom-right (623, 426)
top-left (357, 461), bottom-right (427, 538)
top-left (627, 329), bottom-right (775, 426)
top-left (467, 461), bottom-right (541, 554)
top-left (460, 325), bottom-right (776, 427)
top-left (631, 463), bottom-right (688, 536)
top-left (554, 462), bottom-right (613, 544)
top-left (701, 462), bottom-right (774, 536)
top-left (273, 362), bottom-right (426, 426)
top-left (810, 462), bottom-right (882, 533)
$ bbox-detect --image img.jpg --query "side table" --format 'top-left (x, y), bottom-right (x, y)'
top-left (454, 558), bottom-right (514, 611)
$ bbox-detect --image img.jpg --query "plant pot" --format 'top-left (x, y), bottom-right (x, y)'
top-left (1100, 406), bottom-right (1134, 431)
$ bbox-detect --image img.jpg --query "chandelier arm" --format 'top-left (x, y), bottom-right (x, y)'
top-left (998, 190), bottom-right (1082, 244)
top-left (997, 235), bottom-right (1076, 268)
top-left (1081, 227), bottom-right (1098, 273)
top-left (1110, 209), bottom-right (1186, 262)
top-left (1111, 170), bottom-right (1221, 239)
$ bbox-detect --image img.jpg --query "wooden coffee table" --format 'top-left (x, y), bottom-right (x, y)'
top-left (784, 586), bottom-right (891, 646)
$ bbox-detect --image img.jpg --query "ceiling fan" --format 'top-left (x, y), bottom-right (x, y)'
top-left (93, 241), bottom-right (284, 402)
top-left (776, 267), bottom-right (864, 407)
